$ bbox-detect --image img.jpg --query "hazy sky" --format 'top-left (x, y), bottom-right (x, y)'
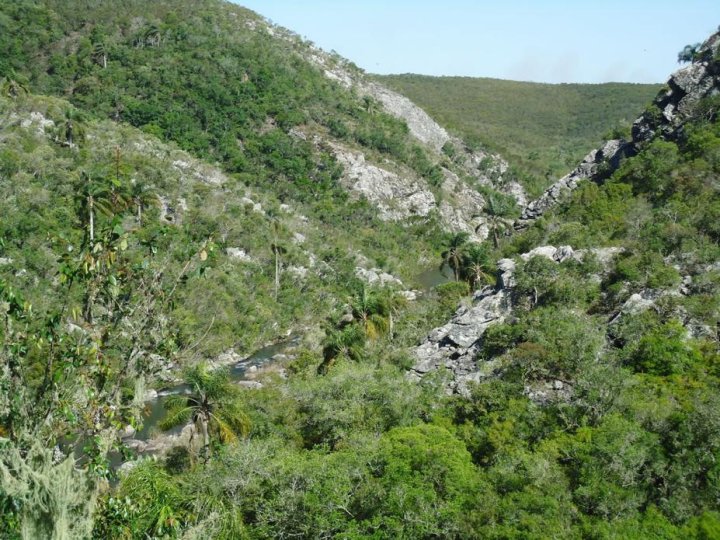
top-left (234, 1), bottom-right (720, 84)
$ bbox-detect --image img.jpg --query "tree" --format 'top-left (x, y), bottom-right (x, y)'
top-left (0, 227), bottom-right (210, 538)
top-left (57, 109), bottom-right (87, 147)
top-left (347, 284), bottom-right (393, 341)
top-left (270, 219), bottom-right (287, 301)
top-left (0, 73), bottom-right (28, 99)
top-left (480, 193), bottom-right (514, 248)
top-left (91, 41), bottom-right (108, 69)
top-left (319, 284), bottom-right (400, 373)
top-left (678, 43), bottom-right (700, 63)
top-left (629, 321), bottom-right (702, 376)
top-left (460, 244), bottom-right (495, 290)
top-left (75, 172), bottom-right (115, 247)
top-left (129, 179), bottom-right (159, 226)
top-left (319, 324), bottom-right (365, 374)
top-left (159, 363), bottom-right (250, 461)
top-left (440, 232), bottom-right (469, 281)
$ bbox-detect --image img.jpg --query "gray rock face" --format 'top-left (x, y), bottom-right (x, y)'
top-left (410, 246), bottom-right (623, 396)
top-left (226, 247), bottom-right (255, 262)
top-left (331, 144), bottom-right (497, 236)
top-left (517, 139), bottom-right (632, 226)
top-left (410, 286), bottom-right (513, 395)
top-left (438, 168), bottom-right (489, 242)
top-left (363, 82), bottom-right (450, 152)
top-left (332, 144), bottom-right (436, 221)
top-left (266, 22), bottom-right (531, 232)
top-left (518, 31), bottom-right (720, 227)
top-left (635, 34), bottom-right (720, 144)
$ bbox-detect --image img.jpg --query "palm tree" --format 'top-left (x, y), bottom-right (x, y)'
top-left (57, 109), bottom-right (87, 147)
top-left (0, 73), bottom-right (28, 99)
top-left (362, 95), bottom-right (377, 115)
top-left (92, 41), bottom-right (108, 69)
top-left (160, 363), bottom-right (250, 462)
top-left (319, 324), bottom-right (365, 374)
top-left (481, 194), bottom-right (512, 248)
top-left (460, 244), bottom-right (495, 290)
top-left (143, 24), bottom-right (162, 47)
top-left (270, 220), bottom-right (287, 301)
top-left (440, 232), bottom-right (469, 281)
top-left (319, 284), bottom-right (400, 373)
top-left (75, 172), bottom-right (115, 247)
top-left (130, 180), bottom-right (159, 226)
top-left (348, 284), bottom-right (392, 341)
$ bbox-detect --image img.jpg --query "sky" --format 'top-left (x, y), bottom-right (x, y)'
top-left (233, 1), bottom-right (720, 84)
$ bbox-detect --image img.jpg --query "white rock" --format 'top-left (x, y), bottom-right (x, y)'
top-left (399, 290), bottom-right (419, 301)
top-left (288, 265), bottom-right (308, 278)
top-left (332, 144), bottom-right (436, 221)
top-left (355, 267), bottom-right (403, 287)
top-left (119, 425), bottom-right (136, 439)
top-left (497, 258), bottom-right (516, 289)
top-left (226, 248), bottom-right (254, 262)
top-left (621, 293), bottom-right (656, 314)
top-left (520, 246), bottom-right (558, 261)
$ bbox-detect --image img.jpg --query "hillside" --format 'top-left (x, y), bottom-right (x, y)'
top-left (0, 0), bottom-right (524, 237)
top-left (1, 1), bottom-right (720, 538)
top-left (377, 74), bottom-right (660, 196)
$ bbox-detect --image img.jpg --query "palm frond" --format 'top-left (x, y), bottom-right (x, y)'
top-left (159, 404), bottom-right (193, 431)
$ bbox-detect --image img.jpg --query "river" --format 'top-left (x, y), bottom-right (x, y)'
top-left (134, 266), bottom-right (450, 441)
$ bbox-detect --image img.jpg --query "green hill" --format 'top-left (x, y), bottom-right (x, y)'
top-left (377, 74), bottom-right (661, 193)
top-left (1, 1), bottom-right (720, 538)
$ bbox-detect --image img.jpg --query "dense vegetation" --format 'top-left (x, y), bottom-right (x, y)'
top-left (90, 82), bottom-right (720, 540)
top-left (0, 0), bottom-right (451, 201)
top-left (377, 74), bottom-right (660, 196)
top-left (1, 0), bottom-right (719, 538)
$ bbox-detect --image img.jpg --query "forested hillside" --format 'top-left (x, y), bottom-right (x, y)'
top-left (377, 74), bottom-right (660, 195)
top-left (1, 1), bottom-right (719, 538)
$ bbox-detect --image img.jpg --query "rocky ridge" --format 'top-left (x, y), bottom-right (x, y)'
top-left (252, 16), bottom-right (527, 237)
top-left (517, 31), bottom-right (720, 227)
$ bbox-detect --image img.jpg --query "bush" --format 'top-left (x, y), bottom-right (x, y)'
top-left (629, 321), bottom-right (702, 376)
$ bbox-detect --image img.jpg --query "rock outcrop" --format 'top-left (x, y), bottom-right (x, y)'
top-left (516, 139), bottom-right (632, 227)
top-left (633, 33), bottom-right (720, 145)
top-left (410, 286), bottom-right (513, 395)
top-left (517, 31), bottom-right (720, 227)
top-left (331, 143), bottom-right (436, 221)
top-left (251, 14), bottom-right (533, 238)
top-left (362, 81), bottom-right (450, 152)
top-left (330, 143), bottom-right (496, 240)
top-left (410, 246), bottom-right (623, 395)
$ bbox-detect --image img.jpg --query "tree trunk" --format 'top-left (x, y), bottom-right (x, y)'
top-left (274, 249), bottom-right (279, 300)
top-left (83, 284), bottom-right (95, 325)
top-left (136, 203), bottom-right (142, 226)
top-left (200, 414), bottom-right (211, 462)
top-left (89, 196), bottom-right (94, 245)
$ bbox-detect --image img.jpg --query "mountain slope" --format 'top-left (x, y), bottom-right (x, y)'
top-left (2, 2), bottom-right (720, 538)
top-left (0, 0), bottom-right (523, 241)
top-left (410, 29), bottom-right (720, 531)
top-left (377, 74), bottom-right (660, 195)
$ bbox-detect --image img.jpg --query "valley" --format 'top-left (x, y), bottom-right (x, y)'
top-left (1, 2), bottom-right (719, 538)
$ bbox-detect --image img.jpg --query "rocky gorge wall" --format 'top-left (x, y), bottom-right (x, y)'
top-left (516, 31), bottom-right (720, 228)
